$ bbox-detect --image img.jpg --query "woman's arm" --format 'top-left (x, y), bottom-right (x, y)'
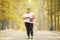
top-left (32, 15), bottom-right (35, 19)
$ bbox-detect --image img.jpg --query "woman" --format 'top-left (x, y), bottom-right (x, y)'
top-left (23, 8), bottom-right (35, 39)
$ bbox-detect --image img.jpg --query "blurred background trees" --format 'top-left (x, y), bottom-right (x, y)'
top-left (0, 0), bottom-right (60, 31)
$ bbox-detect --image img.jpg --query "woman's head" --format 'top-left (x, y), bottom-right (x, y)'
top-left (27, 8), bottom-right (31, 13)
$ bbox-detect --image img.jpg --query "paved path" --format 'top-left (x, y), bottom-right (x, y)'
top-left (0, 30), bottom-right (60, 40)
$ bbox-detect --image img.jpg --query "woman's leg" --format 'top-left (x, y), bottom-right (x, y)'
top-left (29, 23), bottom-right (33, 39)
top-left (25, 23), bottom-right (30, 38)
top-left (30, 23), bottom-right (33, 36)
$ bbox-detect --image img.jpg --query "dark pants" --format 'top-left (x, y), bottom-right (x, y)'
top-left (25, 22), bottom-right (33, 36)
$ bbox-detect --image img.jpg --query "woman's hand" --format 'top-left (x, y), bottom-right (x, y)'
top-left (23, 17), bottom-right (30, 20)
top-left (29, 18), bottom-right (34, 22)
top-left (25, 17), bottom-right (30, 19)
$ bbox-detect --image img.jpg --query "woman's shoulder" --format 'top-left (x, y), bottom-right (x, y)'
top-left (30, 12), bottom-right (34, 15)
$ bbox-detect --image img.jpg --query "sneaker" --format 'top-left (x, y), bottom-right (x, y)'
top-left (28, 36), bottom-right (30, 39)
top-left (31, 36), bottom-right (33, 39)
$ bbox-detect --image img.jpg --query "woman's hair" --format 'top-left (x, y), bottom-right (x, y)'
top-left (27, 8), bottom-right (31, 10)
